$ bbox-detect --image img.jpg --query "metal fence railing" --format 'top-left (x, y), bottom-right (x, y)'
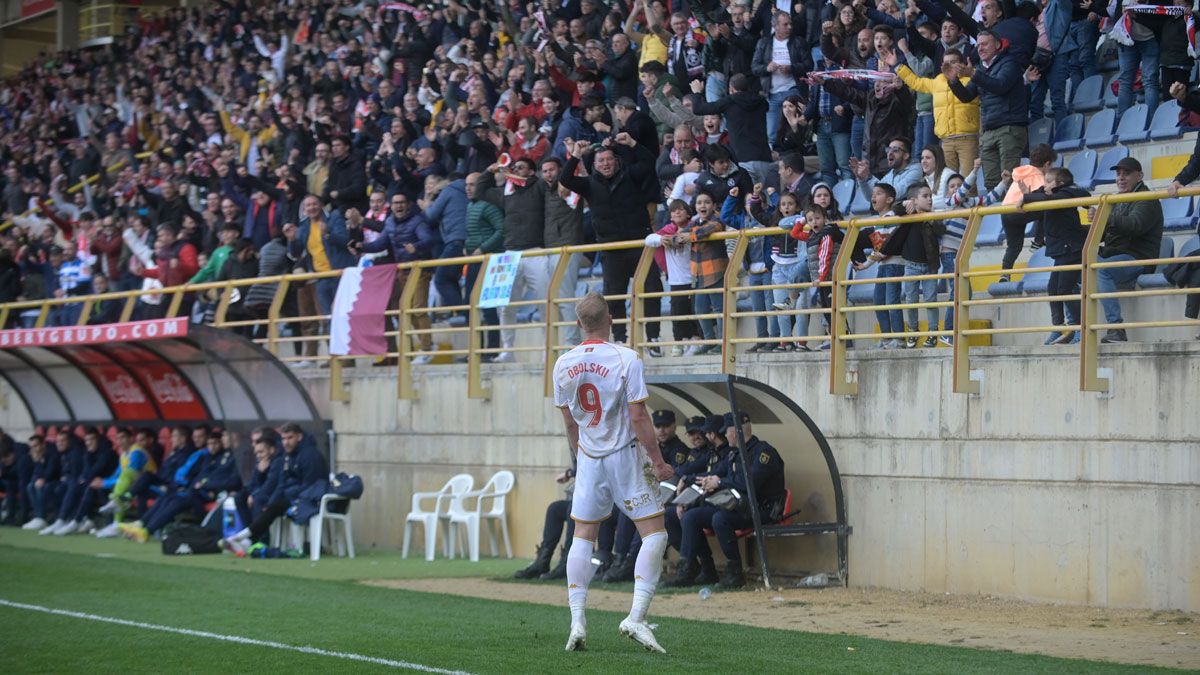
top-left (3, 187), bottom-right (1198, 401)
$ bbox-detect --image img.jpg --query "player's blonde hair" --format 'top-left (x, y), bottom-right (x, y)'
top-left (575, 292), bottom-right (610, 333)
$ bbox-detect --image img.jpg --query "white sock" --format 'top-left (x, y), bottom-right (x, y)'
top-left (629, 530), bottom-right (668, 623)
top-left (233, 528), bottom-right (251, 541)
top-left (565, 536), bottom-right (596, 627)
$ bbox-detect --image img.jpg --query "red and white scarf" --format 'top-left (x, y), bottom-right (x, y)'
top-left (1108, 3), bottom-right (1188, 46)
top-left (807, 69), bottom-right (895, 84)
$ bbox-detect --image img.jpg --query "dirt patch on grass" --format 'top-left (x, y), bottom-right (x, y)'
top-left (362, 577), bottom-right (1198, 669)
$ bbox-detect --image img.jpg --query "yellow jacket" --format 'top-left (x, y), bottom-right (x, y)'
top-left (219, 110), bottom-right (278, 165)
top-left (896, 65), bottom-right (980, 139)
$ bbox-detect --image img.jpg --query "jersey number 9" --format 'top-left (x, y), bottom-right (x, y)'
top-left (578, 383), bottom-right (603, 427)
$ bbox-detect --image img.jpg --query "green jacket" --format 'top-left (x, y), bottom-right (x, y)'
top-left (465, 200), bottom-right (505, 254)
top-left (1101, 182), bottom-right (1163, 266)
top-left (190, 245), bottom-right (232, 284)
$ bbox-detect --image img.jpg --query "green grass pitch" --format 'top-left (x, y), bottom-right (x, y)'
top-left (0, 532), bottom-right (1184, 674)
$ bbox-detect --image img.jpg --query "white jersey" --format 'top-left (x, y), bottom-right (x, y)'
top-left (553, 339), bottom-right (649, 458)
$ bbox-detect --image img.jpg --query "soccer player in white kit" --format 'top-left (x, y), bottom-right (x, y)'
top-left (553, 292), bottom-right (675, 654)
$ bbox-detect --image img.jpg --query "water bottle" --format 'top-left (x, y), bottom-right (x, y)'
top-left (221, 495), bottom-right (241, 539)
top-left (799, 573), bottom-right (828, 588)
top-left (698, 587), bottom-right (712, 600)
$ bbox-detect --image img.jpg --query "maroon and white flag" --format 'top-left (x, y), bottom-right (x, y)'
top-left (329, 265), bottom-right (398, 356)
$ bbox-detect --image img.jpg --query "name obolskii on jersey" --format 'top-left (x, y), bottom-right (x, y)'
top-left (564, 361), bottom-right (611, 379)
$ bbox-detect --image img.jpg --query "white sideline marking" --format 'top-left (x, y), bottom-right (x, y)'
top-left (0, 598), bottom-right (471, 674)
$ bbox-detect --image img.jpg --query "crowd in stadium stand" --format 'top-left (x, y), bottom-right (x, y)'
top-left (0, 423), bottom-right (332, 555)
top-left (0, 0), bottom-right (1198, 354)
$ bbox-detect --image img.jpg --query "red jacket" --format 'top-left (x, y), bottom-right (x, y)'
top-left (90, 231), bottom-right (125, 280)
top-left (140, 241), bottom-right (199, 287)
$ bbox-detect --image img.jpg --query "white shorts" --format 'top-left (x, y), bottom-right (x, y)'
top-left (571, 441), bottom-right (665, 524)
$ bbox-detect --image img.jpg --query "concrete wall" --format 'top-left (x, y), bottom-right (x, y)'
top-left (286, 343), bottom-right (1199, 612)
top-left (2, 345), bottom-right (1195, 611)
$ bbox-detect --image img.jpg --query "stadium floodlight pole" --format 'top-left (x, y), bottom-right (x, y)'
top-left (724, 376), bottom-right (772, 590)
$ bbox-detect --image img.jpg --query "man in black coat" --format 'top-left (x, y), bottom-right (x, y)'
top-left (322, 135), bottom-right (369, 214)
top-left (687, 73), bottom-right (773, 183)
top-left (599, 32), bottom-right (640, 102)
top-left (613, 97), bottom-right (661, 156)
top-left (559, 134), bottom-right (665, 353)
top-left (751, 12), bottom-right (814, 144)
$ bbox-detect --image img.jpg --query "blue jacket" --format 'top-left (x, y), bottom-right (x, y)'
top-left (158, 444), bottom-right (195, 484)
top-left (362, 210), bottom-right (437, 264)
top-left (31, 449), bottom-right (61, 483)
top-left (552, 108), bottom-right (601, 160)
top-left (79, 439), bottom-right (118, 485)
top-left (1042, 0), bottom-right (1076, 54)
top-left (248, 452), bottom-right (285, 506)
top-left (270, 433), bottom-right (329, 505)
top-left (424, 179), bottom-right (469, 243)
top-left (55, 439), bottom-right (85, 482)
top-left (289, 210), bottom-right (357, 271)
top-left (174, 449), bottom-right (210, 487)
top-left (947, 50), bottom-right (1028, 131)
top-left (190, 448), bottom-right (243, 501)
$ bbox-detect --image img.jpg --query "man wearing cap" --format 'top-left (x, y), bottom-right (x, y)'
top-left (1095, 157), bottom-right (1163, 343)
top-left (666, 412), bottom-right (785, 588)
top-left (604, 409), bottom-right (691, 583)
top-left (661, 413), bottom-right (727, 586)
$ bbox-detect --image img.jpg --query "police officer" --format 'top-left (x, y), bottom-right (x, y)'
top-left (672, 415), bottom-right (721, 484)
top-left (665, 412), bottom-right (785, 588)
top-left (604, 409), bottom-right (691, 582)
top-left (662, 413), bottom-right (728, 587)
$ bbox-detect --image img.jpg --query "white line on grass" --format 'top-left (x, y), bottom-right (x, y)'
top-left (0, 598), bottom-right (471, 674)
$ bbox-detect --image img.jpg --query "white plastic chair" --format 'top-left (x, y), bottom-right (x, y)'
top-left (402, 473), bottom-right (474, 561)
top-left (289, 494), bottom-right (355, 562)
top-left (446, 470), bottom-right (515, 562)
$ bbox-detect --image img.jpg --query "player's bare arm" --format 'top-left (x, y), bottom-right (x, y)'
top-left (629, 401), bottom-right (673, 481)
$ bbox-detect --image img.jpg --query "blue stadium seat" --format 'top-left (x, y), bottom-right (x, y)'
top-left (812, 46), bottom-right (823, 65)
top-left (1090, 145), bottom-right (1128, 189)
top-left (1066, 149), bottom-right (1097, 189)
top-left (1149, 100), bottom-right (1184, 140)
top-left (849, 182), bottom-right (872, 215)
top-left (1102, 73), bottom-right (1118, 107)
top-left (1020, 249), bottom-right (1054, 296)
top-left (1136, 238), bottom-right (1177, 289)
top-left (987, 278), bottom-right (1024, 297)
top-left (1161, 196), bottom-right (1195, 231)
top-left (976, 214), bottom-right (1004, 246)
top-left (847, 262), bottom-right (879, 305)
top-left (1115, 104), bottom-right (1150, 143)
top-left (1072, 74), bottom-right (1105, 112)
top-left (832, 178), bottom-right (855, 215)
top-left (1051, 114), bottom-right (1085, 151)
top-left (1082, 109), bottom-right (1117, 148)
top-left (1028, 117), bottom-right (1054, 150)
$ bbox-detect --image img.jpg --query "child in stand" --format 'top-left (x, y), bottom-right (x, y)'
top-left (791, 204), bottom-right (856, 350)
top-left (724, 185), bottom-right (779, 353)
top-left (672, 191), bottom-right (728, 354)
top-left (1017, 167), bottom-right (1091, 344)
top-left (645, 200), bottom-right (702, 356)
top-left (750, 190), bottom-right (810, 351)
top-left (881, 184), bottom-right (946, 348)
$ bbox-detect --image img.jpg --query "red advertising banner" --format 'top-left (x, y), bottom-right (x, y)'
top-left (20, 0), bottom-right (55, 19)
top-left (0, 318), bottom-right (188, 349)
top-left (102, 344), bottom-right (208, 420)
top-left (80, 363), bottom-right (159, 420)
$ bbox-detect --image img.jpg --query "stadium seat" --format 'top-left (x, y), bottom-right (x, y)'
top-left (1020, 249), bottom-right (1054, 296)
top-left (1136, 238), bottom-right (1178, 289)
top-left (1161, 196), bottom-right (1195, 231)
top-left (1090, 146), bottom-right (1128, 189)
top-left (1082, 109), bottom-right (1117, 148)
top-left (291, 493), bottom-right (356, 562)
top-left (446, 470), bottom-right (515, 562)
top-left (1028, 117), bottom-right (1053, 149)
top-left (1066, 149), bottom-right (1097, 189)
top-left (976, 213), bottom-right (1005, 246)
top-left (832, 178), bottom-right (855, 214)
top-left (1072, 74), bottom-right (1105, 112)
top-left (402, 473), bottom-right (474, 561)
top-left (812, 46), bottom-right (823, 65)
top-left (1115, 104), bottom-right (1150, 143)
top-left (1102, 73), bottom-right (1118, 107)
top-left (849, 181), bottom-right (872, 215)
top-left (987, 277), bottom-right (1024, 297)
top-left (1149, 100), bottom-right (1184, 140)
top-left (847, 261), bottom-right (879, 305)
top-left (1051, 114), bottom-right (1085, 151)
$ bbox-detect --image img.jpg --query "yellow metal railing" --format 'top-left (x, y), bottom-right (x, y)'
top-left (3, 187), bottom-right (1199, 400)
